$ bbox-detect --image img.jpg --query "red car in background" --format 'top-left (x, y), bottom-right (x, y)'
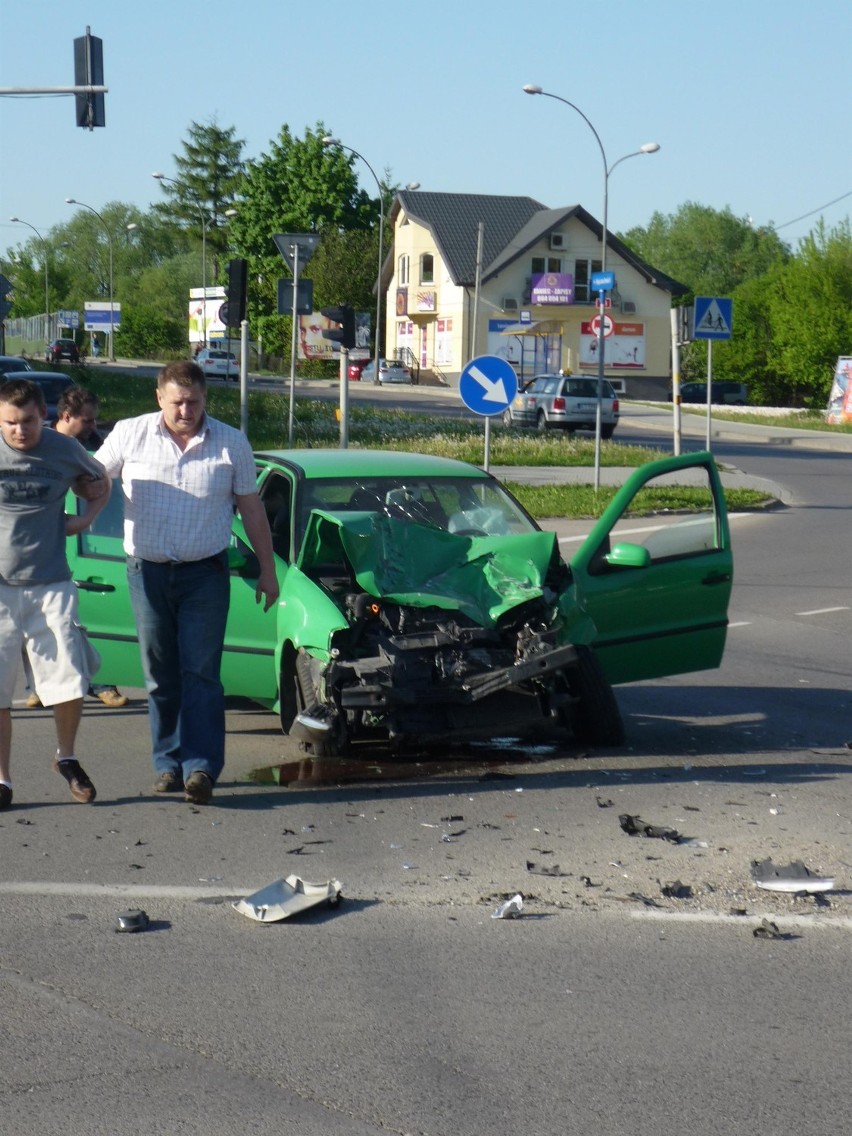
top-left (347, 357), bottom-right (371, 381)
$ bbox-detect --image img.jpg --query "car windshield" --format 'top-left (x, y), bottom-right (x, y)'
top-left (294, 475), bottom-right (537, 548)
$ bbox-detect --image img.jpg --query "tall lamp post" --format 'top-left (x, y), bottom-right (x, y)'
top-left (65, 197), bottom-right (115, 360)
top-left (10, 216), bottom-right (51, 344)
top-left (322, 137), bottom-right (385, 385)
top-left (522, 85), bottom-right (659, 491)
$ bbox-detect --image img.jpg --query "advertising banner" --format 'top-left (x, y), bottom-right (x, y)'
top-left (580, 320), bottom-right (645, 368)
top-left (826, 356), bottom-right (852, 424)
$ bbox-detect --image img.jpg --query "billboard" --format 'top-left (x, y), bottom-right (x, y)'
top-left (297, 310), bottom-right (370, 360)
top-left (188, 287), bottom-right (227, 343)
top-left (826, 356), bottom-right (852, 424)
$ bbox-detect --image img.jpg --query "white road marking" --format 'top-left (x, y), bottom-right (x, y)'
top-left (631, 909), bottom-right (852, 931)
top-left (796, 606), bottom-right (849, 616)
top-left (0, 881), bottom-right (248, 899)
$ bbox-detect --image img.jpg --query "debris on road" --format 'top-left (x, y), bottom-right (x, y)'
top-left (753, 918), bottom-right (783, 939)
top-left (660, 880), bottom-right (693, 899)
top-left (526, 861), bottom-right (568, 877)
top-left (492, 894), bottom-right (524, 919)
top-left (115, 909), bottom-right (149, 933)
top-left (233, 874), bottom-right (343, 923)
top-left (751, 858), bottom-right (835, 894)
top-left (619, 813), bottom-right (681, 843)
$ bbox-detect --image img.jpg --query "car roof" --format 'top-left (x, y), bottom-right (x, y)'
top-left (255, 448), bottom-right (491, 481)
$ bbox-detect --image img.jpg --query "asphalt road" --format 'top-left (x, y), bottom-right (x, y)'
top-left (2, 397), bottom-right (850, 1135)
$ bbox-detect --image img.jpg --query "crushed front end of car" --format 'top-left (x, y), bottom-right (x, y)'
top-left (288, 509), bottom-right (597, 753)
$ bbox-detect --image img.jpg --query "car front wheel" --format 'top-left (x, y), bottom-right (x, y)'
top-left (559, 646), bottom-right (625, 746)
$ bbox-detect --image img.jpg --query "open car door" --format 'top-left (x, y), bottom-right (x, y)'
top-left (568, 451), bottom-right (733, 685)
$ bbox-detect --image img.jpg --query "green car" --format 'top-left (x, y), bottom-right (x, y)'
top-left (68, 448), bottom-right (732, 753)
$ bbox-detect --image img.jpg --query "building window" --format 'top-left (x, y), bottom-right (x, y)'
top-left (419, 253), bottom-right (434, 284)
top-left (573, 258), bottom-right (602, 303)
top-left (398, 255), bottom-right (409, 286)
top-left (531, 256), bottom-right (563, 274)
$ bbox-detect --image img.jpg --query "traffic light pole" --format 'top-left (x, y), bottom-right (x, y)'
top-left (339, 347), bottom-right (349, 449)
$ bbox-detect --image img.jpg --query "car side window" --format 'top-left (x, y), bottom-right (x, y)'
top-left (258, 472), bottom-right (294, 560)
top-left (76, 481), bottom-right (125, 559)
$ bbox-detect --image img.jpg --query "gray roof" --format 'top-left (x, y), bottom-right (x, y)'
top-left (392, 192), bottom-right (546, 286)
top-left (392, 192), bottom-right (687, 296)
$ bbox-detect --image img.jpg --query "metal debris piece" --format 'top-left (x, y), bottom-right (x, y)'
top-left (492, 894), bottom-right (524, 919)
top-left (619, 813), bottom-right (681, 843)
top-left (233, 874), bottom-right (342, 923)
top-left (596, 796), bottom-right (615, 808)
top-left (660, 880), bottom-right (693, 899)
top-left (115, 909), bottom-right (149, 933)
top-left (751, 858), bottom-right (835, 894)
top-left (753, 919), bottom-right (783, 939)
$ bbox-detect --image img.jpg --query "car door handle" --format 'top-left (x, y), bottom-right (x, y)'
top-left (701, 572), bottom-right (731, 586)
top-left (74, 580), bottom-right (116, 592)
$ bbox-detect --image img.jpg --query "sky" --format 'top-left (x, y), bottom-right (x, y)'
top-left (1, 0), bottom-right (850, 263)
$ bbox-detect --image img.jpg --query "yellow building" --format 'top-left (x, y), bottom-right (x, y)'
top-left (386, 191), bottom-right (686, 397)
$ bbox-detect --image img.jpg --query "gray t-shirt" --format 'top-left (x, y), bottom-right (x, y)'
top-left (0, 429), bottom-right (105, 585)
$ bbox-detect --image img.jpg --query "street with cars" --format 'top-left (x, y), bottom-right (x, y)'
top-left (2, 390), bottom-right (850, 1136)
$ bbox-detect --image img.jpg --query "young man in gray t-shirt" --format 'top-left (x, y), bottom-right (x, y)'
top-left (0, 378), bottom-right (109, 811)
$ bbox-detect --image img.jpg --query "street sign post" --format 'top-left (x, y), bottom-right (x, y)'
top-left (692, 296), bottom-right (733, 451)
top-left (591, 270), bottom-right (615, 293)
top-left (273, 233), bottom-right (322, 447)
top-left (459, 354), bottom-right (519, 472)
top-left (84, 301), bottom-right (121, 331)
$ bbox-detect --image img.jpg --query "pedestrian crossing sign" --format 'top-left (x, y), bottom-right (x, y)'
top-left (693, 296), bottom-right (733, 340)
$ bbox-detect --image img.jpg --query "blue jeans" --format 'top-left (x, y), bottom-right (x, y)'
top-left (127, 553), bottom-right (230, 783)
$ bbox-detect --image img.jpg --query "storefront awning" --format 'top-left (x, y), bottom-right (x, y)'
top-left (500, 320), bottom-right (563, 336)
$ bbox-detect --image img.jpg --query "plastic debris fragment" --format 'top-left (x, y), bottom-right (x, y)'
top-left (753, 918), bottom-right (783, 939)
top-left (233, 874), bottom-right (342, 923)
top-left (751, 858), bottom-right (835, 894)
top-left (660, 880), bottom-right (693, 899)
top-left (619, 813), bottom-right (681, 843)
top-left (492, 894), bottom-right (523, 919)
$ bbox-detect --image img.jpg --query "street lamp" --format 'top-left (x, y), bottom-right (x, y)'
top-left (10, 217), bottom-right (50, 344)
top-left (152, 174), bottom-right (236, 345)
top-left (522, 84), bottom-right (660, 490)
top-left (65, 196), bottom-right (116, 360)
top-left (322, 136), bottom-right (385, 385)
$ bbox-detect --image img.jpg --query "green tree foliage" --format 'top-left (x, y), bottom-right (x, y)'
top-left (115, 306), bottom-right (185, 358)
top-left (620, 202), bottom-right (790, 298)
top-left (227, 123), bottom-right (383, 356)
top-left (152, 119), bottom-right (245, 278)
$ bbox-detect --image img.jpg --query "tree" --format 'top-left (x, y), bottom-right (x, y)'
top-left (620, 202), bottom-right (790, 298)
top-left (226, 122), bottom-right (383, 356)
top-left (152, 119), bottom-right (246, 279)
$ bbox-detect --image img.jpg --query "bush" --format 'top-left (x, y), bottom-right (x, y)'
top-left (115, 307), bottom-right (186, 359)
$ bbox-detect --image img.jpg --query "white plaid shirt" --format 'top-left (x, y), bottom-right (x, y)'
top-left (97, 411), bottom-right (258, 562)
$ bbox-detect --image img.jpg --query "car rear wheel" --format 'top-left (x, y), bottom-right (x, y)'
top-left (536, 410), bottom-right (548, 432)
top-left (601, 425), bottom-right (615, 440)
top-left (560, 645), bottom-right (625, 746)
top-left (501, 409), bottom-right (513, 428)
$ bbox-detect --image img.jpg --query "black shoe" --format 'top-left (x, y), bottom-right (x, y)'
top-left (153, 771), bottom-right (183, 794)
top-left (53, 757), bottom-right (96, 804)
top-left (0, 784), bottom-right (12, 810)
top-left (184, 770), bottom-right (213, 805)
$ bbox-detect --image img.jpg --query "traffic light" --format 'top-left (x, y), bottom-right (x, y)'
top-left (321, 304), bottom-right (355, 350)
top-left (74, 28), bottom-right (105, 129)
top-left (225, 258), bottom-right (248, 325)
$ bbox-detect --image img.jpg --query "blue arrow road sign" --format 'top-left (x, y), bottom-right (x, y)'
top-left (459, 355), bottom-right (518, 416)
top-left (693, 296), bottom-right (733, 340)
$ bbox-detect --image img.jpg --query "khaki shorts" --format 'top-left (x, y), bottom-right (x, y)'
top-left (0, 581), bottom-right (101, 708)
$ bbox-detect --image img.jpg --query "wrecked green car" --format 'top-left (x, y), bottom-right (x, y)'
top-left (68, 448), bottom-right (732, 753)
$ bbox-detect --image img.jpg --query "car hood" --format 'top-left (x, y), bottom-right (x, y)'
top-left (296, 509), bottom-right (559, 627)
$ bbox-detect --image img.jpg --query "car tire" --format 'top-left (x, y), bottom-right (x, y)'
top-left (601, 426), bottom-right (615, 440)
top-left (536, 410), bottom-right (548, 432)
top-left (501, 409), bottom-right (513, 428)
top-left (560, 645), bottom-right (625, 746)
top-left (278, 644), bottom-right (299, 734)
top-left (294, 647), bottom-right (347, 757)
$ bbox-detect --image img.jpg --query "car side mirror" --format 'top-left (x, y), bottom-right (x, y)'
top-left (604, 542), bottom-right (652, 570)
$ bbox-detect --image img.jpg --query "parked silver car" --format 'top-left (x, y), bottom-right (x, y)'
top-left (504, 373), bottom-right (620, 437)
top-left (360, 359), bottom-right (413, 385)
top-left (195, 347), bottom-right (238, 379)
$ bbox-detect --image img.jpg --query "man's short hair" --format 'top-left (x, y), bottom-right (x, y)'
top-left (158, 360), bottom-right (206, 391)
top-left (56, 385), bottom-right (99, 418)
top-left (0, 378), bottom-right (46, 413)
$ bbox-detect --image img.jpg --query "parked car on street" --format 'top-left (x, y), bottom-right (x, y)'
top-left (670, 381), bottom-right (749, 405)
top-left (3, 370), bottom-right (74, 420)
top-left (504, 373), bottom-right (620, 437)
top-left (67, 448), bottom-right (732, 754)
top-left (45, 338), bottom-right (80, 364)
top-left (195, 347), bottom-right (238, 379)
top-left (347, 357), bottom-right (371, 381)
top-left (360, 359), bottom-right (414, 385)
top-left (0, 355), bottom-right (33, 376)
